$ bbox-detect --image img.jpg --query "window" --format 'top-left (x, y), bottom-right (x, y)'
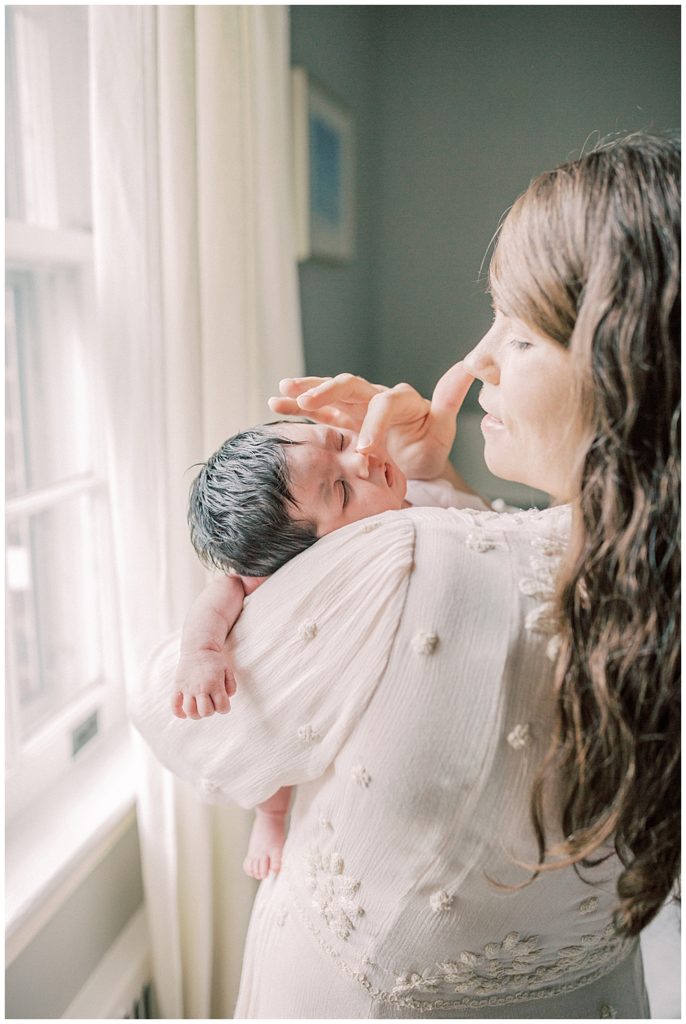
top-left (5, 6), bottom-right (124, 820)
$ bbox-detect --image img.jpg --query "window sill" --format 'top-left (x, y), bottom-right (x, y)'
top-left (5, 725), bottom-right (137, 965)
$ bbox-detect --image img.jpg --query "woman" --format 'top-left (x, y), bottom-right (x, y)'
top-left (134, 134), bottom-right (679, 1017)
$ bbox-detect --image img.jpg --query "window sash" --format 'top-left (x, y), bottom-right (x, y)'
top-left (5, 4), bottom-right (127, 824)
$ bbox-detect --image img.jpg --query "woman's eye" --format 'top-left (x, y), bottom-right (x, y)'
top-left (509, 338), bottom-right (532, 351)
top-left (338, 432), bottom-right (346, 450)
top-left (339, 480), bottom-right (350, 508)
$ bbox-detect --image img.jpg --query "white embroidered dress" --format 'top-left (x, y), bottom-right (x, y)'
top-left (131, 505), bottom-right (650, 1019)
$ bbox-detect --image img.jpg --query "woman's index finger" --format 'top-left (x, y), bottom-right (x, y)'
top-left (430, 361), bottom-right (477, 415)
top-left (278, 376), bottom-right (332, 396)
top-left (356, 385), bottom-right (426, 455)
top-left (296, 374), bottom-right (386, 409)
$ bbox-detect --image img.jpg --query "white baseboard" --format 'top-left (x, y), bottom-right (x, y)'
top-left (62, 905), bottom-right (151, 1019)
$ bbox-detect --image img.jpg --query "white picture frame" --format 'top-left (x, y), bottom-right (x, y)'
top-left (292, 66), bottom-right (355, 263)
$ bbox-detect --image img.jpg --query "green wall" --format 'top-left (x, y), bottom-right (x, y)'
top-left (291, 5), bottom-right (379, 379)
top-left (291, 5), bottom-right (680, 416)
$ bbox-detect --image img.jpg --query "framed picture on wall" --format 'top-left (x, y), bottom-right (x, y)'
top-left (292, 66), bottom-right (355, 263)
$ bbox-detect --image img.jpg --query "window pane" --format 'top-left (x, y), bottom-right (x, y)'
top-left (6, 272), bottom-right (94, 497)
top-left (6, 492), bottom-right (110, 742)
top-left (5, 6), bottom-right (91, 229)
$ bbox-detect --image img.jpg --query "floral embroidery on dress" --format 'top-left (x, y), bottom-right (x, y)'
top-left (600, 1004), bottom-right (618, 1018)
top-left (411, 631), bottom-right (439, 655)
top-left (275, 905), bottom-right (289, 927)
top-left (507, 723), bottom-right (531, 750)
top-left (297, 724), bottom-right (321, 745)
top-left (520, 531), bottom-right (568, 655)
top-left (297, 618), bottom-right (318, 641)
top-left (285, 870), bottom-right (633, 1012)
top-left (360, 521), bottom-right (381, 533)
top-left (352, 764), bottom-right (372, 787)
top-left (318, 813), bottom-right (334, 831)
top-left (465, 533), bottom-right (500, 553)
top-left (306, 845), bottom-right (365, 940)
top-left (579, 896), bottom-right (600, 915)
top-left (430, 889), bottom-right (454, 914)
top-left (391, 923), bottom-right (630, 999)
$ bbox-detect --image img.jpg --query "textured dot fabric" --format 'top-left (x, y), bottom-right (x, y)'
top-left (131, 505), bottom-right (650, 1018)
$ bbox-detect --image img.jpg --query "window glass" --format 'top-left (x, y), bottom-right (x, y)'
top-left (5, 5), bottom-right (124, 817)
top-left (5, 5), bottom-right (91, 230)
top-left (6, 271), bottom-right (94, 498)
top-left (6, 492), bottom-right (110, 742)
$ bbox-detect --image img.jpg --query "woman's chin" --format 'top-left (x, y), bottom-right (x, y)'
top-left (483, 451), bottom-right (513, 482)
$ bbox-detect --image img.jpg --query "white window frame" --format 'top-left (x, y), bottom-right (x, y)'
top-left (5, 53), bottom-right (125, 822)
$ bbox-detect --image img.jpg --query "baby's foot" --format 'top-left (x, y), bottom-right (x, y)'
top-left (243, 812), bottom-right (286, 880)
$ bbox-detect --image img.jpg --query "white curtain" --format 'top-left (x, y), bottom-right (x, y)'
top-left (90, 6), bottom-right (304, 1016)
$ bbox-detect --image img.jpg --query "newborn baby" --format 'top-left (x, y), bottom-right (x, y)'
top-left (172, 420), bottom-right (488, 878)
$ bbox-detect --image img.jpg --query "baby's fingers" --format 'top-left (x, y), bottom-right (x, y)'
top-left (171, 691), bottom-right (187, 719)
top-left (195, 694), bottom-right (215, 719)
top-left (225, 669), bottom-right (237, 699)
top-left (210, 687), bottom-right (231, 715)
top-left (182, 694), bottom-right (201, 720)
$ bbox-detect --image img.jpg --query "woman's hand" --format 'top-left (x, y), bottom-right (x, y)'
top-left (268, 362), bottom-right (476, 480)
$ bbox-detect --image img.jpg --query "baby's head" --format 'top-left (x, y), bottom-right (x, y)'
top-left (188, 421), bottom-right (407, 576)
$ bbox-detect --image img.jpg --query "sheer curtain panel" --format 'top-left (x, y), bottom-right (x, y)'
top-left (90, 6), bottom-right (303, 1016)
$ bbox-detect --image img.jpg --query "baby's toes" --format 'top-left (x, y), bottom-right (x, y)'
top-left (243, 856), bottom-right (257, 879)
top-left (258, 856), bottom-right (270, 880)
top-left (269, 849), bottom-right (282, 873)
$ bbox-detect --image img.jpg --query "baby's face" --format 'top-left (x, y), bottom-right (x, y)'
top-left (275, 422), bottom-right (407, 536)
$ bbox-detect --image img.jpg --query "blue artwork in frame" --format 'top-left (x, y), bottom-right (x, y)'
top-left (310, 113), bottom-right (342, 227)
top-left (292, 67), bottom-right (355, 263)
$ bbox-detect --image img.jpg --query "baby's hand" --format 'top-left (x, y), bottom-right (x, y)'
top-left (171, 647), bottom-right (237, 720)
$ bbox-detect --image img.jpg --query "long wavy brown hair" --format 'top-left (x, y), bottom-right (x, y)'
top-left (489, 134), bottom-right (680, 937)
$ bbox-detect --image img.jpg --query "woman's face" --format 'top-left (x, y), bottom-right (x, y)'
top-left (463, 309), bottom-right (586, 503)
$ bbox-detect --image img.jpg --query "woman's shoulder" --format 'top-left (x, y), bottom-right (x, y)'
top-left (401, 501), bottom-right (572, 541)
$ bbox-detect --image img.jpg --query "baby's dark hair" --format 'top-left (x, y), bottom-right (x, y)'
top-left (188, 423), bottom-right (317, 576)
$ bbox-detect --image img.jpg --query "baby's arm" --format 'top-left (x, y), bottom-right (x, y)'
top-left (171, 574), bottom-right (246, 720)
top-left (244, 786), bottom-right (292, 879)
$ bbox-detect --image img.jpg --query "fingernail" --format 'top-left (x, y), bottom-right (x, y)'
top-left (358, 436), bottom-right (371, 449)
top-left (279, 378), bottom-right (292, 386)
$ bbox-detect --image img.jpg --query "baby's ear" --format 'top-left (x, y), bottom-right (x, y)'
top-left (240, 575), bottom-right (269, 595)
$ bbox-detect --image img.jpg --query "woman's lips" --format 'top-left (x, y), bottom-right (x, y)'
top-left (481, 413), bottom-right (505, 430)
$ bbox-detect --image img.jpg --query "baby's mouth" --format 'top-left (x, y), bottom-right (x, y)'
top-left (384, 462), bottom-right (394, 488)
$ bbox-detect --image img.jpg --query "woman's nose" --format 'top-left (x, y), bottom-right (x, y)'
top-left (463, 336), bottom-right (500, 384)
